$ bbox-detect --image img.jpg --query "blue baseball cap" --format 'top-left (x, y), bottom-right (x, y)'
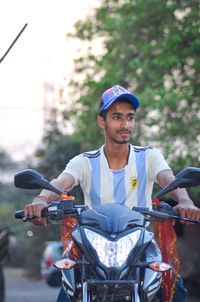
top-left (99, 85), bottom-right (140, 113)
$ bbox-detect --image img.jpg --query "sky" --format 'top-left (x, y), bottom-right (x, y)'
top-left (0, 0), bottom-right (99, 161)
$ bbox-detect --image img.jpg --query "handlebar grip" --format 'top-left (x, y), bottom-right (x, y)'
top-left (14, 208), bottom-right (49, 220)
top-left (153, 203), bottom-right (180, 217)
top-left (15, 210), bottom-right (24, 219)
top-left (170, 209), bottom-right (180, 216)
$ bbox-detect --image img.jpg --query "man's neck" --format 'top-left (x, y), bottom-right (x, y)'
top-left (103, 143), bottom-right (130, 170)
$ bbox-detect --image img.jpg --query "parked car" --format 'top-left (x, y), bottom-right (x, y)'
top-left (41, 241), bottom-right (63, 287)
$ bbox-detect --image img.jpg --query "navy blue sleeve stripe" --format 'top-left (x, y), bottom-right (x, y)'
top-left (84, 150), bottom-right (101, 158)
top-left (133, 147), bottom-right (153, 152)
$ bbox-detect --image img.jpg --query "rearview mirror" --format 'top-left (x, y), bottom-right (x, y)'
top-left (155, 167), bottom-right (200, 198)
top-left (14, 169), bottom-right (63, 195)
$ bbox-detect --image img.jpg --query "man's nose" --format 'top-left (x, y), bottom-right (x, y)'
top-left (120, 118), bottom-right (129, 129)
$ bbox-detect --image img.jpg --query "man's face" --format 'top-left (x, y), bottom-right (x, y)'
top-left (98, 102), bottom-right (135, 144)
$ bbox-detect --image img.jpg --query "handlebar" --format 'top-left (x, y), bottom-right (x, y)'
top-left (15, 208), bottom-right (49, 221)
top-left (15, 200), bottom-right (200, 225)
top-left (15, 200), bottom-right (88, 222)
top-left (133, 204), bottom-right (200, 224)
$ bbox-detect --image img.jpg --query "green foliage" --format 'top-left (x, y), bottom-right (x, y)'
top-left (35, 110), bottom-right (84, 202)
top-left (66, 0), bottom-right (200, 168)
top-left (0, 149), bottom-right (23, 229)
top-left (36, 129), bottom-right (81, 180)
top-left (0, 202), bottom-right (15, 228)
top-left (11, 111), bottom-right (85, 274)
top-left (0, 111), bottom-right (85, 274)
top-left (0, 148), bottom-right (17, 171)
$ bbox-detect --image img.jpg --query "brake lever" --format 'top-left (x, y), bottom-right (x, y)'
top-left (168, 215), bottom-right (200, 225)
top-left (23, 215), bottom-right (36, 222)
top-left (142, 210), bottom-right (200, 224)
top-left (22, 209), bottom-right (64, 222)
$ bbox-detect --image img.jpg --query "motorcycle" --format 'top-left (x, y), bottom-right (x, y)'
top-left (14, 167), bottom-right (200, 302)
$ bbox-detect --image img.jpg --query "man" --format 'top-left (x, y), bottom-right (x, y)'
top-left (24, 85), bottom-right (200, 301)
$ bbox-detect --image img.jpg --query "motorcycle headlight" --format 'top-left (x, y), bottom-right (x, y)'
top-left (84, 228), bottom-right (141, 268)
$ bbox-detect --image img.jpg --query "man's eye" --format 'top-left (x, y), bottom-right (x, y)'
top-left (113, 116), bottom-right (120, 120)
top-left (128, 116), bottom-right (135, 121)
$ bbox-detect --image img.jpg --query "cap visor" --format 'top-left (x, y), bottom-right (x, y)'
top-left (102, 93), bottom-right (140, 111)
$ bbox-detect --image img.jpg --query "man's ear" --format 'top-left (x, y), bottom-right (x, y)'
top-left (98, 116), bottom-right (105, 129)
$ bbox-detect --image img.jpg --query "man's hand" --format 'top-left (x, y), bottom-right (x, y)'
top-left (157, 170), bottom-right (200, 224)
top-left (24, 197), bottom-right (48, 227)
top-left (23, 173), bottom-right (75, 227)
top-left (174, 199), bottom-right (200, 225)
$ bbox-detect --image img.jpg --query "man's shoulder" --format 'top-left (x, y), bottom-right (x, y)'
top-left (131, 146), bottom-right (164, 159)
top-left (131, 145), bottom-right (154, 152)
top-left (83, 148), bottom-right (102, 159)
top-left (68, 147), bottom-right (102, 165)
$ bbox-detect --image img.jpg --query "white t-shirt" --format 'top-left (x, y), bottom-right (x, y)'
top-left (63, 145), bottom-right (170, 209)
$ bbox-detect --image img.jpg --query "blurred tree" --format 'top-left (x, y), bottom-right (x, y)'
top-left (13, 108), bottom-right (84, 275)
top-left (0, 148), bottom-right (18, 227)
top-left (0, 149), bottom-right (17, 193)
top-left (35, 107), bottom-right (83, 202)
top-left (66, 0), bottom-right (200, 173)
top-left (36, 109), bottom-right (80, 179)
top-left (0, 148), bottom-right (38, 228)
top-left (0, 149), bottom-right (16, 171)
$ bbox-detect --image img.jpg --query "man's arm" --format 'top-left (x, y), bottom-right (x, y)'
top-left (156, 169), bottom-right (200, 223)
top-left (24, 173), bottom-right (75, 226)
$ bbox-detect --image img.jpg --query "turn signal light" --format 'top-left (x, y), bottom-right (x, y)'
top-left (149, 261), bottom-right (171, 272)
top-left (54, 258), bottom-right (76, 269)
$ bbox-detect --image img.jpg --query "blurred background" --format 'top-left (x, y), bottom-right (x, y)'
top-left (0, 0), bottom-right (199, 301)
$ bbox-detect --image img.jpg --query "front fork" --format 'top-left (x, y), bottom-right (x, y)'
top-left (133, 283), bottom-right (140, 302)
top-left (82, 281), bottom-right (91, 302)
top-left (82, 281), bottom-right (139, 302)
top-left (81, 256), bottom-right (141, 302)
top-left (82, 255), bottom-right (91, 302)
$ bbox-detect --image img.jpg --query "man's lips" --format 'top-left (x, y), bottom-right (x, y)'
top-left (117, 130), bottom-right (131, 135)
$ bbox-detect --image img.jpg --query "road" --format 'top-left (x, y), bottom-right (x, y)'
top-left (4, 267), bottom-right (60, 302)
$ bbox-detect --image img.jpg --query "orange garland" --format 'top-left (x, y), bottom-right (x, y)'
top-left (60, 193), bottom-right (82, 260)
top-left (153, 198), bottom-right (180, 302)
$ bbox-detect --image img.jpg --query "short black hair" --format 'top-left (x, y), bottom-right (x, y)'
top-left (98, 97), bottom-right (135, 120)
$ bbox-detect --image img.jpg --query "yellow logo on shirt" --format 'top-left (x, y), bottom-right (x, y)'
top-left (130, 176), bottom-right (138, 190)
